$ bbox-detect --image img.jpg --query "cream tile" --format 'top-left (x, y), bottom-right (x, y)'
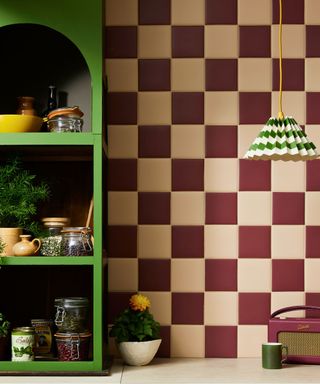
top-left (238, 125), bottom-right (262, 159)
top-left (138, 225), bottom-right (171, 259)
top-left (238, 59), bottom-right (272, 91)
top-left (171, 125), bottom-right (205, 158)
top-left (108, 258), bottom-right (138, 291)
top-left (205, 26), bottom-right (238, 58)
top-left (271, 226), bottom-right (305, 259)
top-left (108, 192), bottom-right (138, 225)
top-left (105, 59), bottom-right (138, 91)
top-left (205, 225), bottom-right (238, 259)
top-left (138, 26), bottom-right (171, 58)
top-left (305, 259), bottom-right (320, 292)
top-left (272, 161), bottom-right (305, 192)
top-left (171, 192), bottom-right (205, 225)
top-left (171, 325), bottom-right (204, 357)
top-left (105, 0), bottom-right (138, 25)
top-left (138, 159), bottom-right (171, 191)
top-left (238, 192), bottom-right (272, 225)
top-left (138, 92), bottom-right (171, 125)
top-left (238, 259), bottom-right (272, 292)
top-left (140, 292), bottom-right (171, 325)
top-left (204, 292), bottom-right (238, 325)
top-left (108, 125), bottom-right (138, 158)
top-left (305, 59), bottom-right (320, 91)
top-left (238, 0), bottom-right (272, 25)
top-left (306, 192), bottom-right (320, 225)
top-left (238, 325), bottom-right (268, 357)
top-left (171, 259), bottom-right (205, 292)
top-left (305, 125), bottom-right (320, 152)
top-left (205, 159), bottom-right (238, 192)
top-left (271, 292), bottom-right (305, 318)
top-left (272, 25), bottom-right (305, 58)
top-left (272, 92), bottom-right (305, 125)
top-left (172, 59), bottom-right (205, 91)
top-left (205, 92), bottom-right (238, 125)
top-left (172, 0), bottom-right (205, 25)
top-left (305, 0), bottom-right (320, 24)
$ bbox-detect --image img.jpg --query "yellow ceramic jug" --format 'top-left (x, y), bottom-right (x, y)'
top-left (12, 235), bottom-right (41, 256)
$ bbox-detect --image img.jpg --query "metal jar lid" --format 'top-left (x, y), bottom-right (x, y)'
top-left (47, 106), bottom-right (83, 120)
top-left (54, 297), bottom-right (89, 308)
top-left (12, 327), bottom-right (35, 334)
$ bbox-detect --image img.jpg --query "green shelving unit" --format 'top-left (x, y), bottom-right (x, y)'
top-left (0, 0), bottom-right (108, 375)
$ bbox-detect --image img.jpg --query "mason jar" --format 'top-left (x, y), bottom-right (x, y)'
top-left (60, 228), bottom-right (93, 256)
top-left (54, 297), bottom-right (89, 333)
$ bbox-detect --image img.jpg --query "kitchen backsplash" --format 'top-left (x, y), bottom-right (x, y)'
top-left (105, 0), bottom-right (320, 358)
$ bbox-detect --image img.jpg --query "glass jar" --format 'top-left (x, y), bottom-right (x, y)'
top-left (54, 297), bottom-right (89, 333)
top-left (11, 327), bottom-right (35, 361)
top-left (54, 332), bottom-right (91, 361)
top-left (31, 319), bottom-right (53, 355)
top-left (60, 228), bottom-right (93, 256)
top-left (40, 217), bottom-right (70, 257)
top-left (47, 116), bottom-right (83, 132)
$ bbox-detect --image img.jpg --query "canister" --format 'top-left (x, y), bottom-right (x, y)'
top-left (54, 297), bottom-right (89, 332)
top-left (31, 319), bottom-right (53, 355)
top-left (11, 327), bottom-right (35, 361)
top-left (54, 332), bottom-right (91, 361)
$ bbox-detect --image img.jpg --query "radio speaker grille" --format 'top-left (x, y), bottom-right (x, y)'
top-left (278, 332), bottom-right (320, 356)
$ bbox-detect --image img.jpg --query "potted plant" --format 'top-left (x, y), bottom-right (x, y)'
top-left (109, 294), bottom-right (161, 366)
top-left (0, 313), bottom-right (10, 360)
top-left (0, 157), bottom-right (50, 256)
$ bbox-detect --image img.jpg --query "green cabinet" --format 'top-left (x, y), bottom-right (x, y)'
top-left (0, 0), bottom-right (108, 374)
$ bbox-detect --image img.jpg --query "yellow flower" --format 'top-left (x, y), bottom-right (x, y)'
top-left (129, 294), bottom-right (151, 312)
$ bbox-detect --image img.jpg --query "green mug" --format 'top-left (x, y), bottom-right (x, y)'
top-left (262, 342), bottom-right (288, 369)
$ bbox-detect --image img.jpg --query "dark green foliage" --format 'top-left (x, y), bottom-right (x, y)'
top-left (109, 308), bottom-right (160, 343)
top-left (0, 158), bottom-right (49, 231)
top-left (0, 313), bottom-right (10, 338)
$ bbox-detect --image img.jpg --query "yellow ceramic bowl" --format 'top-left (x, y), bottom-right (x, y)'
top-left (0, 114), bottom-right (43, 133)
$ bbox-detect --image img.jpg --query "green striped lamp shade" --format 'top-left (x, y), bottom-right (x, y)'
top-left (244, 117), bottom-right (319, 161)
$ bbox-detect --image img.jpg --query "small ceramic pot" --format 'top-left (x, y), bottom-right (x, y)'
top-left (0, 228), bottom-right (23, 256)
top-left (12, 235), bottom-right (41, 256)
top-left (118, 339), bottom-right (161, 366)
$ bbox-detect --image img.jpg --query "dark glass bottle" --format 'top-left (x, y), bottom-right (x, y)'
top-left (47, 85), bottom-right (57, 113)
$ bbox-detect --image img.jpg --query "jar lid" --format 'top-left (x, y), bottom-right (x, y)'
top-left (61, 226), bottom-right (91, 234)
top-left (54, 332), bottom-right (92, 339)
top-left (12, 327), bottom-right (35, 334)
top-left (31, 319), bottom-right (53, 325)
top-left (54, 297), bottom-right (89, 308)
top-left (47, 106), bottom-right (83, 119)
top-left (42, 217), bottom-right (70, 227)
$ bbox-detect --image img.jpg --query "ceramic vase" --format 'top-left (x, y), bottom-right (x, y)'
top-left (0, 228), bottom-right (23, 256)
top-left (118, 339), bottom-right (161, 366)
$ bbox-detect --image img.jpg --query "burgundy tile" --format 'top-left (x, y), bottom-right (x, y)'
top-left (105, 27), bottom-right (137, 58)
top-left (139, 0), bottom-right (171, 25)
top-left (205, 259), bottom-right (237, 291)
top-left (206, 59), bottom-right (238, 91)
top-left (172, 92), bottom-right (204, 124)
top-left (273, 192), bottom-right (305, 225)
top-left (157, 326), bottom-right (170, 357)
top-left (139, 125), bottom-right (171, 158)
top-left (272, 260), bottom-right (304, 291)
top-left (239, 159), bottom-right (271, 191)
top-left (306, 226), bottom-right (320, 258)
top-left (108, 159), bottom-right (137, 191)
top-left (239, 92), bottom-right (271, 124)
top-left (107, 226), bottom-right (137, 258)
top-left (239, 293), bottom-right (271, 325)
top-left (172, 159), bottom-right (204, 191)
top-left (139, 59), bottom-right (170, 91)
top-left (205, 126), bottom-right (238, 158)
top-left (206, 193), bottom-right (237, 224)
top-left (205, 0), bottom-right (237, 25)
top-left (306, 26), bottom-right (320, 57)
top-left (240, 26), bottom-right (271, 58)
top-left (138, 192), bottom-right (170, 224)
top-left (272, 0), bottom-right (304, 24)
top-left (172, 293), bottom-right (204, 324)
top-left (107, 92), bottom-right (137, 125)
top-left (307, 161), bottom-right (320, 191)
top-left (273, 59), bottom-right (305, 91)
top-left (172, 27), bottom-right (204, 58)
top-left (307, 93), bottom-right (320, 124)
top-left (107, 292), bottom-right (135, 323)
top-left (172, 226), bottom-right (204, 258)
top-left (139, 259), bottom-right (171, 291)
top-left (239, 226), bottom-right (271, 259)
top-left (205, 326), bottom-right (237, 357)
top-left (306, 293), bottom-right (320, 318)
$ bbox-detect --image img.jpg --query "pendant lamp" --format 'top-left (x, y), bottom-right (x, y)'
top-left (244, 0), bottom-right (318, 161)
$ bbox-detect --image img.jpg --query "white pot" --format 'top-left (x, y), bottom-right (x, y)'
top-left (118, 339), bottom-right (161, 366)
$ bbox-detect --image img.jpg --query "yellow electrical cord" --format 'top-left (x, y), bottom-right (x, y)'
top-left (278, 0), bottom-right (284, 120)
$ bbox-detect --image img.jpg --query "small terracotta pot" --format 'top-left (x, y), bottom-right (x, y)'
top-left (12, 234), bottom-right (41, 256)
top-left (0, 228), bottom-right (23, 256)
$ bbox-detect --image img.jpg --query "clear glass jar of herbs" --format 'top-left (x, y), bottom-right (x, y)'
top-left (40, 217), bottom-right (70, 257)
top-left (54, 297), bottom-right (89, 333)
top-left (60, 227), bottom-right (93, 256)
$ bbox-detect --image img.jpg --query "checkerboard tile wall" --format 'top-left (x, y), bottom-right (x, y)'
top-left (105, 0), bottom-right (320, 358)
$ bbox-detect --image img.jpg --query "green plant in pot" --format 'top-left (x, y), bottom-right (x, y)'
top-left (109, 294), bottom-right (161, 366)
top-left (0, 313), bottom-right (10, 360)
top-left (0, 157), bottom-right (49, 256)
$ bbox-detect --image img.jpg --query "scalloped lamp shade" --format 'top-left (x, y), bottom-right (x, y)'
top-left (244, 116), bottom-right (319, 161)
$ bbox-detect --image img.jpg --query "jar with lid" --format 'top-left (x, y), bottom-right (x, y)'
top-left (31, 319), bottom-right (53, 356)
top-left (54, 297), bottom-right (89, 333)
top-left (54, 332), bottom-right (91, 361)
top-left (40, 217), bottom-right (70, 257)
top-left (11, 327), bottom-right (35, 361)
top-left (47, 116), bottom-right (83, 132)
top-left (60, 227), bottom-right (93, 256)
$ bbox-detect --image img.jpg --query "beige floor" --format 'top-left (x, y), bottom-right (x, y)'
top-left (1, 358), bottom-right (320, 384)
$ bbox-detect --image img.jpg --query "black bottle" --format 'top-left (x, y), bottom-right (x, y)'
top-left (46, 85), bottom-right (57, 114)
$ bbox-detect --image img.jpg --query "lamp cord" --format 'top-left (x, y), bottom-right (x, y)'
top-left (278, 0), bottom-right (284, 120)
